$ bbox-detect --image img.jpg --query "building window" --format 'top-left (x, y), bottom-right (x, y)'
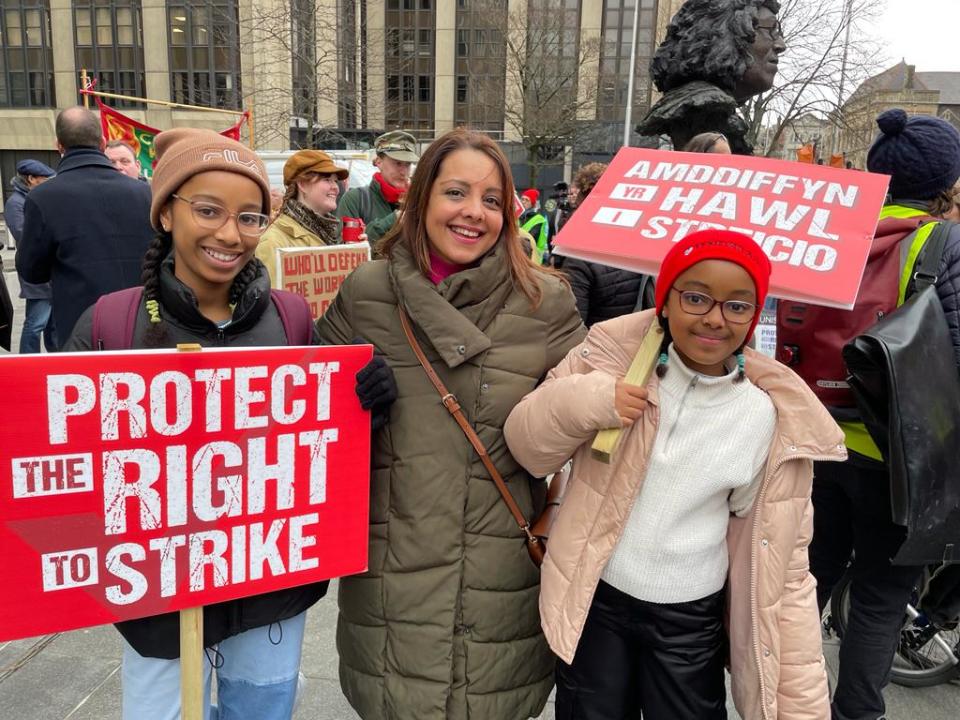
top-left (167, 1), bottom-right (241, 109)
top-left (597, 0), bottom-right (658, 128)
top-left (454, 1), bottom-right (507, 133)
top-left (73, 1), bottom-right (145, 107)
top-left (418, 75), bottom-right (431, 103)
top-left (384, 0), bottom-right (434, 135)
top-left (0, 0), bottom-right (55, 107)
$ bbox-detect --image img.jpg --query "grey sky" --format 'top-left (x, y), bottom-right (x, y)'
top-left (869, 0), bottom-right (960, 72)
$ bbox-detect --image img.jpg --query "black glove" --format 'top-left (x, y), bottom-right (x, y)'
top-left (355, 348), bottom-right (398, 430)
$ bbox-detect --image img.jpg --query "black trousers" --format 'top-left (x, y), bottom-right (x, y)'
top-left (808, 457), bottom-right (924, 720)
top-left (555, 580), bottom-right (727, 720)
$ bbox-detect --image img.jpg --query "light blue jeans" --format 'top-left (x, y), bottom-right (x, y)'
top-left (121, 611), bottom-right (306, 720)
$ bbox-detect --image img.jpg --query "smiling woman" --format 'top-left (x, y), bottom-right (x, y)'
top-left (255, 149), bottom-right (350, 285)
top-left (316, 128), bottom-right (586, 720)
top-left (60, 128), bottom-right (333, 720)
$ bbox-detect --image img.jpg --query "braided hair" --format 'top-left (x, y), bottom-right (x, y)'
top-left (139, 229), bottom-right (265, 348)
top-left (654, 313), bottom-right (747, 382)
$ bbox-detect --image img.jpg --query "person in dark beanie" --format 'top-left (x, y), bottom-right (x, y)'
top-left (15, 106), bottom-right (153, 347)
top-left (807, 108), bottom-right (960, 720)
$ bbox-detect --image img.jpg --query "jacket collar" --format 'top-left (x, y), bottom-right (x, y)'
top-left (56, 147), bottom-right (114, 174)
top-left (388, 239), bottom-right (515, 368)
top-left (158, 253), bottom-right (272, 334)
top-left (743, 348), bottom-right (846, 459)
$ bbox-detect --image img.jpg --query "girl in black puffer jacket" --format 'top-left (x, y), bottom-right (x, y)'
top-left (64, 128), bottom-right (323, 720)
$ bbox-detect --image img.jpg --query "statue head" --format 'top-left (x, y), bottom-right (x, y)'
top-left (651, 0), bottom-right (785, 103)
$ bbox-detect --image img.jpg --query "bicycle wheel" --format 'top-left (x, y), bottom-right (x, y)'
top-left (830, 574), bottom-right (960, 688)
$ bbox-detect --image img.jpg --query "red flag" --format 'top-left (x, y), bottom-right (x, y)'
top-left (84, 92), bottom-right (250, 177)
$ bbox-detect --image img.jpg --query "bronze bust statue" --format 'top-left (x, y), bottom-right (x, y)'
top-left (639, 0), bottom-right (786, 155)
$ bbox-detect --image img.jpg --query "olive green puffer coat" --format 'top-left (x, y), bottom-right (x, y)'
top-left (317, 240), bottom-right (585, 719)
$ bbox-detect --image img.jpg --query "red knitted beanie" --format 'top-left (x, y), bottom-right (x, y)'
top-left (654, 229), bottom-right (772, 340)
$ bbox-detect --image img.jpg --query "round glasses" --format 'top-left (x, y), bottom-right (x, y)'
top-left (671, 288), bottom-right (757, 324)
top-left (172, 194), bottom-right (270, 237)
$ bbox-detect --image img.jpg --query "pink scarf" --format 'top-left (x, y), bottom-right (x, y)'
top-left (428, 252), bottom-right (467, 285)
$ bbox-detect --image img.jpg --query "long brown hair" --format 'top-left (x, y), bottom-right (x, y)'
top-left (379, 128), bottom-right (561, 308)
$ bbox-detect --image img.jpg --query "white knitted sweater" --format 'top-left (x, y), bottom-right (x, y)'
top-left (601, 344), bottom-right (777, 603)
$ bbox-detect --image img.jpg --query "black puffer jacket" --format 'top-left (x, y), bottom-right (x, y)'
top-left (64, 255), bottom-right (325, 658)
top-left (563, 258), bottom-right (655, 327)
top-left (931, 222), bottom-right (960, 367)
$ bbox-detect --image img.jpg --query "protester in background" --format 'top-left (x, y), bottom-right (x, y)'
top-left (561, 162), bottom-right (655, 324)
top-left (317, 128), bottom-right (584, 720)
top-left (256, 149), bottom-right (349, 285)
top-left (808, 109), bottom-right (960, 720)
top-left (505, 229), bottom-right (843, 720)
top-left (4, 159), bottom-right (57, 353)
top-left (16, 106), bottom-right (153, 347)
top-left (63, 128), bottom-right (330, 720)
top-left (930, 180), bottom-right (960, 223)
top-left (683, 132), bottom-right (733, 154)
top-left (269, 187), bottom-right (284, 220)
top-left (105, 140), bottom-right (142, 180)
top-left (336, 130), bottom-right (418, 244)
top-left (519, 188), bottom-right (550, 263)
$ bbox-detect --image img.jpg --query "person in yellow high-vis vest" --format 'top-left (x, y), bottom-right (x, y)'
top-left (809, 109), bottom-right (960, 720)
top-left (519, 188), bottom-right (549, 264)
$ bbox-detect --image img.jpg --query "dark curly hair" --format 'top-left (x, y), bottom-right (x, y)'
top-left (572, 162), bottom-right (608, 203)
top-left (651, 0), bottom-right (780, 95)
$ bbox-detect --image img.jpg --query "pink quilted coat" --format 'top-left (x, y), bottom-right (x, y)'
top-left (504, 311), bottom-right (846, 720)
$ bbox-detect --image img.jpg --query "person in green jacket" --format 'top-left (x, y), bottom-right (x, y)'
top-left (518, 188), bottom-right (550, 264)
top-left (335, 130), bottom-right (418, 245)
top-left (317, 128), bottom-right (585, 720)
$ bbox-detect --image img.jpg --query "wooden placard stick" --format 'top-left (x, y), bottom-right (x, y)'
top-left (176, 343), bottom-right (204, 720)
top-left (591, 324), bottom-right (663, 464)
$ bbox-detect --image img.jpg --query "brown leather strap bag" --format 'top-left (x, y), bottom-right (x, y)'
top-left (398, 306), bottom-right (546, 567)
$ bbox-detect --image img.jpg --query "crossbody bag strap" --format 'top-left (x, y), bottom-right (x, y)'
top-left (912, 221), bottom-right (952, 294)
top-left (397, 305), bottom-right (538, 546)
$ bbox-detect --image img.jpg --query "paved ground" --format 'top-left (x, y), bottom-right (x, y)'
top-left (1, 243), bottom-right (959, 718)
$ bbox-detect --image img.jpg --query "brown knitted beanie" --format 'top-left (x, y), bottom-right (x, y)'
top-left (149, 128), bottom-right (270, 230)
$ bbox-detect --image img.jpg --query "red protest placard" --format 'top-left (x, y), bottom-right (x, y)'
top-left (553, 148), bottom-right (891, 309)
top-left (277, 243), bottom-right (370, 319)
top-left (0, 345), bottom-right (372, 642)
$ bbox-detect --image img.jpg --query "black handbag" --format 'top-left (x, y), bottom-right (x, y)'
top-left (842, 222), bottom-right (960, 565)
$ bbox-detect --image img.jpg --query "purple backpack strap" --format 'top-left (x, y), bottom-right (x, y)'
top-left (91, 286), bottom-right (144, 350)
top-left (270, 290), bottom-right (313, 345)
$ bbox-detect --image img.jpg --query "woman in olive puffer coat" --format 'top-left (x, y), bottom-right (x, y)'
top-left (317, 128), bottom-right (585, 720)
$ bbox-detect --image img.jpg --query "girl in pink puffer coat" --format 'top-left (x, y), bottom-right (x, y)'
top-left (505, 229), bottom-right (845, 720)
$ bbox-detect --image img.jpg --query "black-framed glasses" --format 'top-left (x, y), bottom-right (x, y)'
top-left (671, 288), bottom-right (758, 324)
top-left (755, 21), bottom-right (784, 41)
top-left (172, 194), bottom-right (270, 237)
